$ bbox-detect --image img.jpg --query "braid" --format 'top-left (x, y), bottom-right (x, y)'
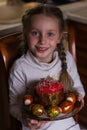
top-left (57, 43), bottom-right (75, 93)
top-left (57, 43), bottom-right (67, 69)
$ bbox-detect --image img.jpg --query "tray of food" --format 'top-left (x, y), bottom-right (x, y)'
top-left (22, 78), bottom-right (81, 121)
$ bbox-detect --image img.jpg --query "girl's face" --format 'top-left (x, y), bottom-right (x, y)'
top-left (26, 14), bottom-right (62, 63)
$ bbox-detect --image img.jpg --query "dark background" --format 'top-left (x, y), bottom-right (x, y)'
top-left (22, 0), bottom-right (81, 5)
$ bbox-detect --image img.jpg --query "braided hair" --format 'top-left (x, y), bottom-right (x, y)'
top-left (57, 43), bottom-right (74, 93)
top-left (22, 3), bottom-right (74, 93)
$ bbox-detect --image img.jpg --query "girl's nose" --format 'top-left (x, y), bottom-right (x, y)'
top-left (39, 35), bottom-right (46, 44)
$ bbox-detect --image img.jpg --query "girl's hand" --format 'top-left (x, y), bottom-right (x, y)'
top-left (23, 118), bottom-right (48, 130)
top-left (28, 119), bottom-right (48, 130)
top-left (77, 93), bottom-right (84, 110)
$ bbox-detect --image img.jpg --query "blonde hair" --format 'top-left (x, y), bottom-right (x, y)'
top-left (57, 43), bottom-right (74, 93)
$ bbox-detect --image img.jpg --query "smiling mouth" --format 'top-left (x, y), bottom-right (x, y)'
top-left (36, 47), bottom-right (48, 52)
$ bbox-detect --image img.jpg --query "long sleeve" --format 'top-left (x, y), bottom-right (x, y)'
top-left (66, 51), bottom-right (85, 97)
top-left (9, 63), bottom-right (26, 122)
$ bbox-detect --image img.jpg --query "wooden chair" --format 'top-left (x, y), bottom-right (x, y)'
top-left (0, 32), bottom-right (23, 130)
top-left (67, 20), bottom-right (87, 124)
top-left (0, 31), bottom-right (79, 130)
top-left (0, 51), bottom-right (11, 130)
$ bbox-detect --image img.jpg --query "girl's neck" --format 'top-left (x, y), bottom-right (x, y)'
top-left (31, 51), bottom-right (54, 63)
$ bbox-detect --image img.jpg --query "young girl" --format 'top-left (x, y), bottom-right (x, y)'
top-left (9, 4), bottom-right (85, 130)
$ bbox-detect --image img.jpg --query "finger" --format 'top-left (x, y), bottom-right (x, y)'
top-left (29, 121), bottom-right (48, 129)
top-left (36, 121), bottom-right (48, 129)
top-left (28, 120), bottom-right (39, 129)
top-left (30, 119), bottom-right (39, 125)
top-left (77, 94), bottom-right (83, 101)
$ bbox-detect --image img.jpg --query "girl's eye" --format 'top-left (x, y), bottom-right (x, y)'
top-left (31, 31), bottom-right (39, 36)
top-left (47, 32), bottom-right (54, 37)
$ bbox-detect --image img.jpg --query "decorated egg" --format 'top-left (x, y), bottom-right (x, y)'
top-left (23, 95), bottom-right (33, 105)
top-left (60, 100), bottom-right (74, 113)
top-left (32, 104), bottom-right (44, 116)
top-left (46, 106), bottom-right (61, 118)
top-left (66, 93), bottom-right (77, 104)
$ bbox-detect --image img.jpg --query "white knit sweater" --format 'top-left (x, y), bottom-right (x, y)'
top-left (9, 51), bottom-right (85, 130)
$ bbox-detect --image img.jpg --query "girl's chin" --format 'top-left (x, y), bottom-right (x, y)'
top-left (35, 55), bottom-right (47, 61)
top-left (35, 52), bottom-right (46, 57)
top-left (36, 55), bottom-right (46, 60)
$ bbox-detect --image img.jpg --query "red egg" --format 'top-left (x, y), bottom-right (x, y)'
top-left (60, 100), bottom-right (74, 113)
top-left (23, 95), bottom-right (33, 105)
top-left (66, 93), bottom-right (77, 104)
